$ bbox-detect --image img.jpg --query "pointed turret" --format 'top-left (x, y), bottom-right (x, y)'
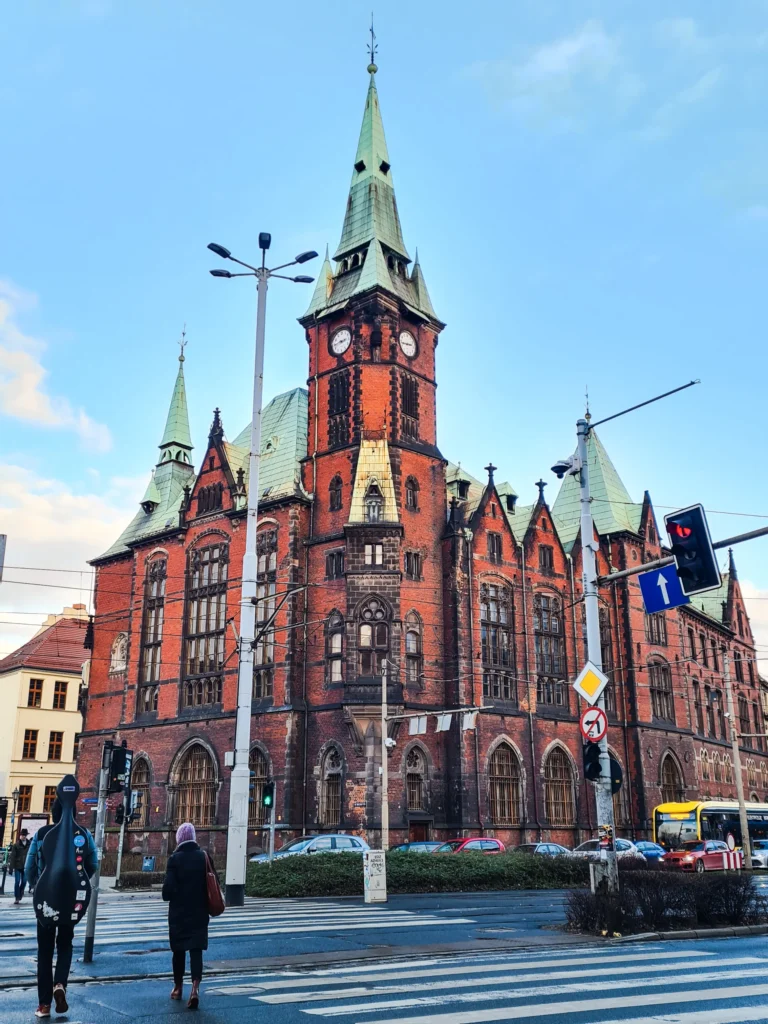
top-left (140, 470), bottom-right (161, 514)
top-left (729, 547), bottom-right (738, 581)
top-left (159, 350), bottom-right (193, 465)
top-left (305, 245), bottom-right (335, 318)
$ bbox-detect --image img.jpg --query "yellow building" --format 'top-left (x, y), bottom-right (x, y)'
top-left (0, 607), bottom-right (89, 834)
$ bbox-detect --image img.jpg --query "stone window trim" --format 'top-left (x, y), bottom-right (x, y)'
top-left (541, 743), bottom-right (577, 828)
top-left (488, 738), bottom-right (524, 826)
top-left (403, 743), bottom-right (430, 813)
top-left (318, 743), bottom-right (344, 827)
top-left (167, 737), bottom-right (220, 828)
top-left (356, 595), bottom-right (392, 678)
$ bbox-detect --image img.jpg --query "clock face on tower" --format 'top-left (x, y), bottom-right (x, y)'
top-left (399, 330), bottom-right (417, 358)
top-left (330, 327), bottom-right (352, 355)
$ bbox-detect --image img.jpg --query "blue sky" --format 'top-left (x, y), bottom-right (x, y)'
top-left (1, 0), bottom-right (767, 655)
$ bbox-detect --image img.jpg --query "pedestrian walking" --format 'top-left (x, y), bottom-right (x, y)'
top-left (162, 822), bottom-right (215, 1010)
top-left (8, 828), bottom-right (30, 904)
top-left (26, 785), bottom-right (97, 1019)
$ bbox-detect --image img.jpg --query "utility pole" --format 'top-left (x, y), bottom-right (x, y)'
top-left (268, 788), bottom-right (276, 864)
top-left (381, 658), bottom-right (389, 851)
top-left (723, 652), bottom-right (753, 871)
top-left (83, 741), bottom-right (111, 963)
top-left (114, 789), bottom-right (129, 887)
top-left (576, 417), bottom-right (619, 893)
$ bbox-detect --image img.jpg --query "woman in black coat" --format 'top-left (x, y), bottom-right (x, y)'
top-left (162, 822), bottom-right (211, 1009)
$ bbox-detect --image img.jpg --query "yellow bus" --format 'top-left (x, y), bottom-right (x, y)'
top-left (653, 800), bottom-right (768, 849)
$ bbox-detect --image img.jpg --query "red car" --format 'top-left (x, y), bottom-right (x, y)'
top-left (662, 839), bottom-right (729, 872)
top-left (433, 838), bottom-right (505, 854)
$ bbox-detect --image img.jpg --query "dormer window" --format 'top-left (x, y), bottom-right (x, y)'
top-left (141, 500), bottom-right (158, 514)
top-left (458, 480), bottom-right (470, 501)
top-left (365, 482), bottom-right (383, 523)
top-left (506, 494), bottom-right (517, 513)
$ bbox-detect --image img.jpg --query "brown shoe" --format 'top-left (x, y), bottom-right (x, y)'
top-left (34, 1007), bottom-right (51, 1019)
top-left (53, 986), bottom-right (68, 1014)
top-left (187, 980), bottom-right (200, 1010)
top-left (170, 984), bottom-right (183, 1000)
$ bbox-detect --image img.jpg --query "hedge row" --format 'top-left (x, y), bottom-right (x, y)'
top-left (245, 851), bottom-right (591, 898)
top-left (566, 871), bottom-right (768, 934)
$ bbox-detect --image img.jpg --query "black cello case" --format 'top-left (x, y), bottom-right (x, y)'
top-left (34, 775), bottom-right (93, 929)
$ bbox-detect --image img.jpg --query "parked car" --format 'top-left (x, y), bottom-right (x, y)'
top-left (662, 839), bottom-right (729, 872)
top-left (513, 843), bottom-right (572, 857)
top-left (389, 842), bottom-right (442, 854)
top-left (249, 834), bottom-right (370, 863)
top-left (751, 839), bottom-right (768, 869)
top-left (433, 838), bottom-right (505, 854)
top-left (572, 839), bottom-right (646, 863)
top-left (634, 841), bottom-right (666, 864)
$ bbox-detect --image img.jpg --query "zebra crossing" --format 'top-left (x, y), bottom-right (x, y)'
top-left (206, 945), bottom-right (768, 1023)
top-left (0, 893), bottom-right (474, 953)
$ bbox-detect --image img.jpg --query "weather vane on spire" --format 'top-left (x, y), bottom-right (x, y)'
top-left (367, 13), bottom-right (378, 73)
top-left (585, 383), bottom-right (591, 422)
top-left (179, 324), bottom-right (188, 363)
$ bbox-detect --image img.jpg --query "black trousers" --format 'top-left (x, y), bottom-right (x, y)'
top-left (37, 921), bottom-right (75, 1007)
top-left (172, 948), bottom-right (203, 984)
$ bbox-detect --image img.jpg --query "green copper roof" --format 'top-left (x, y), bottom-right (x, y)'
top-left (689, 567), bottom-right (729, 625)
top-left (140, 469), bottom-right (161, 507)
top-left (231, 388), bottom-right (309, 501)
top-left (551, 431), bottom-right (642, 552)
top-left (159, 355), bottom-right (193, 456)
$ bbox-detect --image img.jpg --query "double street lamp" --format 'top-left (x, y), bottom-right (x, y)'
top-left (208, 236), bottom-right (317, 906)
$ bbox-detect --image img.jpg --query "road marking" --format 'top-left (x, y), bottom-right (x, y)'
top-left (360, 983), bottom-right (768, 1024)
top-left (587, 1010), bottom-right (768, 1024)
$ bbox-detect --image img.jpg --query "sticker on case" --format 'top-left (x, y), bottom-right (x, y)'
top-left (76, 889), bottom-right (86, 899)
top-left (73, 835), bottom-right (85, 847)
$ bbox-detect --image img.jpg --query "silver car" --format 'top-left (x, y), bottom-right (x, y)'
top-left (249, 833), bottom-right (370, 863)
top-left (572, 838), bottom-right (646, 863)
top-left (751, 839), bottom-right (768, 869)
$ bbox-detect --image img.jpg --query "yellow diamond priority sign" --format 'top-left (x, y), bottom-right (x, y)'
top-left (573, 661), bottom-right (609, 706)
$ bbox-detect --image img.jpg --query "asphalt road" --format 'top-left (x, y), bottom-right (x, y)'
top-left (3, 936), bottom-right (768, 1023)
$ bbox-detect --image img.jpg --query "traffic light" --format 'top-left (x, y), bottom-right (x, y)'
top-left (583, 742), bottom-right (602, 782)
top-left (609, 756), bottom-right (623, 796)
top-left (262, 781), bottom-right (275, 810)
top-left (129, 790), bottom-right (143, 823)
top-left (108, 743), bottom-right (133, 794)
top-left (115, 804), bottom-right (125, 826)
top-left (664, 504), bottom-right (720, 597)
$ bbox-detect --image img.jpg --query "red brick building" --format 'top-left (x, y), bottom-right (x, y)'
top-left (78, 63), bottom-right (767, 858)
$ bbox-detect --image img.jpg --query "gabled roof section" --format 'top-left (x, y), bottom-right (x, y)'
top-left (0, 617), bottom-right (89, 675)
top-left (348, 439), bottom-right (399, 523)
top-left (551, 430), bottom-right (642, 552)
top-left (159, 353), bottom-right (193, 459)
top-left (231, 387), bottom-right (309, 502)
top-left (689, 571), bottom-right (729, 626)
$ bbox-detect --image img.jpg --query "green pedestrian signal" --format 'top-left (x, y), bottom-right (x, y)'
top-left (262, 781), bottom-right (275, 809)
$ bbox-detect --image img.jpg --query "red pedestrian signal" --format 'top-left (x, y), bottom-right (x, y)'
top-left (664, 504), bottom-right (720, 597)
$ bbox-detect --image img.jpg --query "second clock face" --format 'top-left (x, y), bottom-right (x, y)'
top-left (331, 328), bottom-right (352, 355)
top-left (399, 330), bottom-right (417, 358)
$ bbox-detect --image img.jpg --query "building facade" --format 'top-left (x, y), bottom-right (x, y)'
top-left (0, 609), bottom-right (89, 840)
top-left (77, 62), bottom-right (767, 858)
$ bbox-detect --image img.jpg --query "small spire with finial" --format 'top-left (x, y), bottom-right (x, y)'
top-left (536, 478), bottom-right (547, 504)
top-left (484, 463), bottom-right (497, 484)
top-left (367, 13), bottom-right (378, 73)
top-left (178, 324), bottom-right (188, 363)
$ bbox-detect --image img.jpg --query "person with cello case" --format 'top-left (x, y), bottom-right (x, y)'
top-left (25, 776), bottom-right (97, 1018)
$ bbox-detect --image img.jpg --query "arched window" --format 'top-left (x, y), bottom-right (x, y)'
top-left (358, 598), bottom-right (389, 676)
top-left (610, 753), bottom-right (630, 825)
top-left (406, 748), bottom-right (426, 811)
top-left (661, 755), bottom-right (685, 803)
top-left (739, 695), bottom-right (751, 738)
top-left (110, 633), bottom-right (128, 674)
top-left (693, 681), bottom-right (704, 734)
top-left (174, 744), bottom-right (216, 827)
top-left (351, 253), bottom-right (360, 268)
top-left (748, 759), bottom-right (758, 789)
top-left (405, 476), bottom-right (419, 511)
top-left (254, 530), bottom-right (277, 700)
top-left (700, 749), bottom-right (710, 782)
top-left (320, 747), bottom-right (343, 826)
top-left (405, 611), bottom-right (422, 688)
top-left (329, 475), bottom-right (343, 512)
top-left (139, 557), bottom-right (165, 714)
top-left (183, 543), bottom-right (228, 708)
top-left (705, 685), bottom-right (715, 737)
top-left (248, 748), bottom-right (269, 827)
top-left (489, 743), bottom-right (522, 825)
top-left (326, 612), bottom-right (345, 684)
top-left (534, 593), bottom-right (566, 709)
top-left (735, 651), bottom-right (744, 683)
top-left (649, 660), bottom-right (675, 723)
top-left (129, 757), bottom-right (150, 829)
top-left (481, 583), bottom-right (515, 703)
top-left (543, 748), bottom-right (575, 826)
top-left (723, 754), bottom-right (733, 784)
top-left (364, 481), bottom-right (383, 523)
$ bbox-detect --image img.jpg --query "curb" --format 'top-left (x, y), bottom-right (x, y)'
top-left (613, 924), bottom-right (768, 943)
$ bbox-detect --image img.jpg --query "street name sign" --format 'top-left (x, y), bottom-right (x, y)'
top-left (638, 565), bottom-right (691, 614)
top-left (580, 706), bottom-right (608, 742)
top-left (572, 661), bottom-right (609, 706)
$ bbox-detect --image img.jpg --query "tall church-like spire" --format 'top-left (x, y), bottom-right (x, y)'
top-left (158, 331), bottom-right (193, 464)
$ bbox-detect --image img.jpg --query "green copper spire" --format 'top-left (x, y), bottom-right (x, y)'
top-left (305, 244), bottom-right (335, 317)
top-left (159, 341), bottom-right (193, 462)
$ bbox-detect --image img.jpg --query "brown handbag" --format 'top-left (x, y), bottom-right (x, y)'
top-left (204, 851), bottom-right (225, 917)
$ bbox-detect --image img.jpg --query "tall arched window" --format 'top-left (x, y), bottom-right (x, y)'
top-left (405, 611), bottom-right (422, 688)
top-left (326, 611), bottom-right (345, 684)
top-left (358, 598), bottom-right (389, 676)
top-left (329, 475), bottom-right (343, 512)
top-left (405, 476), bottom-right (419, 511)
top-left (649, 660), bottom-right (675, 723)
top-left (544, 748), bottom-right (575, 826)
top-left (320, 747), bottom-right (343, 826)
top-left (489, 743), bottom-right (522, 825)
top-left (248, 748), bottom-right (269, 827)
top-left (481, 583), bottom-right (515, 703)
top-left (110, 633), bottom-right (128, 674)
top-left (364, 481), bottom-right (383, 523)
top-left (661, 755), bottom-right (685, 803)
top-left (693, 681), bottom-right (704, 734)
top-left (139, 557), bottom-right (166, 714)
top-left (129, 757), bottom-right (150, 829)
top-left (739, 695), bottom-right (751, 738)
top-left (254, 530), bottom-right (277, 700)
top-left (534, 593), bottom-right (566, 708)
top-left (183, 543), bottom-right (228, 707)
top-left (406, 748), bottom-right (426, 811)
top-left (174, 744), bottom-right (216, 826)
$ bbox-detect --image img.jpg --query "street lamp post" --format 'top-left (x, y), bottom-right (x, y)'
top-left (208, 237), bottom-right (316, 906)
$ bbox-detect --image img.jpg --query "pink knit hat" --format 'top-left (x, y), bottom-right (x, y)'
top-left (176, 822), bottom-right (196, 845)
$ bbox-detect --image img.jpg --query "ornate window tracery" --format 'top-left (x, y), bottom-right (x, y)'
top-left (320, 747), bottom-right (343, 826)
top-left (489, 744), bottom-right (522, 825)
top-left (254, 530), bottom-right (277, 700)
top-left (661, 755), bottom-right (685, 803)
top-left (139, 558), bottom-right (166, 714)
top-left (406, 748), bottom-right (426, 811)
top-left (183, 543), bottom-right (228, 708)
top-left (543, 748), bottom-right (575, 826)
top-left (358, 598), bottom-right (389, 676)
top-left (535, 593), bottom-right (566, 708)
top-left (481, 583), bottom-right (515, 703)
top-left (173, 744), bottom-right (216, 826)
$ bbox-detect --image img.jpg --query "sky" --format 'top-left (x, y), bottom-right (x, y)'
top-left (1, 0), bottom-right (767, 660)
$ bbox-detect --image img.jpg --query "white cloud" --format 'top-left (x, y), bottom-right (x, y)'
top-left (635, 66), bottom-right (724, 141)
top-left (742, 581), bottom-right (768, 674)
top-left (0, 280), bottom-right (112, 452)
top-left (656, 18), bottom-right (714, 53)
top-left (464, 21), bottom-right (644, 125)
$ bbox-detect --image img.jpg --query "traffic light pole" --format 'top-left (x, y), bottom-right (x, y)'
top-left (577, 417), bottom-right (619, 894)
top-left (723, 653), bottom-right (753, 871)
top-left (268, 797), bottom-right (276, 864)
top-left (114, 790), bottom-right (129, 887)
top-left (83, 742), bottom-right (111, 963)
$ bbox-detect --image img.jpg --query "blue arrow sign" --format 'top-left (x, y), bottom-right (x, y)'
top-left (638, 565), bottom-right (691, 614)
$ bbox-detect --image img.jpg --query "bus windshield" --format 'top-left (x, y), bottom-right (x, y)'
top-left (655, 810), bottom-right (697, 849)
